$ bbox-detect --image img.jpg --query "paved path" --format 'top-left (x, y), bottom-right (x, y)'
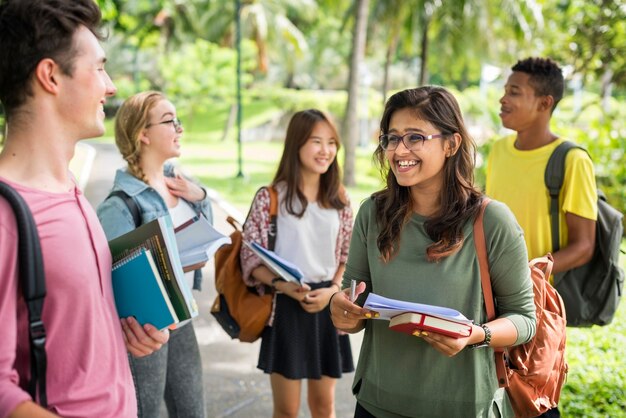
top-left (81, 140), bottom-right (361, 418)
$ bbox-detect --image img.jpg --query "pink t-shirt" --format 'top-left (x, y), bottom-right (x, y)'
top-left (0, 178), bottom-right (136, 418)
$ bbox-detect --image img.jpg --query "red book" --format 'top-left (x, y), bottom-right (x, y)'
top-left (389, 312), bottom-right (473, 339)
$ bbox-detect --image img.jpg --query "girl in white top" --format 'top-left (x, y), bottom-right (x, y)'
top-left (241, 109), bottom-right (354, 418)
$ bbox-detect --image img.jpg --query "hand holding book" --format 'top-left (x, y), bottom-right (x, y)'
top-left (244, 241), bottom-right (304, 284)
top-left (363, 293), bottom-right (474, 339)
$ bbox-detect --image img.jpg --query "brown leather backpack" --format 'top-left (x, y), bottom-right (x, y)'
top-left (474, 198), bottom-right (568, 417)
top-left (210, 186), bottom-right (277, 343)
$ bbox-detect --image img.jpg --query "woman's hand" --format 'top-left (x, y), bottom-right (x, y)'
top-left (274, 280), bottom-right (311, 302)
top-left (329, 281), bottom-right (372, 332)
top-left (165, 174), bottom-right (205, 202)
top-left (121, 317), bottom-right (170, 357)
top-left (420, 332), bottom-right (471, 357)
top-left (300, 286), bottom-right (336, 313)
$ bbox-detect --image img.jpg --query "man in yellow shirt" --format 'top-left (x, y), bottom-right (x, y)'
top-left (486, 57), bottom-right (597, 418)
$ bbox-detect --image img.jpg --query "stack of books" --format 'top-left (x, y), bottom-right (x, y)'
top-left (109, 214), bottom-right (230, 330)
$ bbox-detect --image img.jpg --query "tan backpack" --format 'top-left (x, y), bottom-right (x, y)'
top-left (474, 198), bottom-right (568, 417)
top-left (210, 186), bottom-right (277, 343)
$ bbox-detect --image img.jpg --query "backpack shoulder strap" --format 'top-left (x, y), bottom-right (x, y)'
top-left (0, 182), bottom-right (48, 407)
top-left (474, 198), bottom-right (495, 319)
top-left (473, 197), bottom-right (509, 387)
top-left (544, 141), bottom-right (586, 252)
top-left (107, 190), bottom-right (141, 228)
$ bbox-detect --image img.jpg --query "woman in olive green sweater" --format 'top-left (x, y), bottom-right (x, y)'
top-left (330, 86), bottom-right (536, 418)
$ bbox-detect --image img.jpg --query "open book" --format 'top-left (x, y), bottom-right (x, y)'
top-left (108, 215), bottom-right (199, 325)
top-left (174, 214), bottom-right (231, 269)
top-left (244, 241), bottom-right (304, 284)
top-left (112, 248), bottom-right (178, 330)
top-left (364, 293), bottom-right (473, 339)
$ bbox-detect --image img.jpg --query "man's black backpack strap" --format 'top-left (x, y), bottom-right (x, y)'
top-left (0, 182), bottom-right (48, 407)
top-left (544, 140), bottom-right (583, 252)
top-left (107, 190), bottom-right (141, 228)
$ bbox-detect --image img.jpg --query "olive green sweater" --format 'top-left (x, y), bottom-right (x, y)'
top-left (343, 198), bottom-right (536, 418)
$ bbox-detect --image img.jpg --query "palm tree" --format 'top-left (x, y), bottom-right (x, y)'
top-left (342, 0), bottom-right (370, 187)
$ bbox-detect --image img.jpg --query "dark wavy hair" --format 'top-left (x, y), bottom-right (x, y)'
top-left (0, 0), bottom-right (102, 120)
top-left (272, 109), bottom-right (347, 217)
top-left (373, 86), bottom-right (482, 263)
top-left (512, 57), bottom-right (564, 113)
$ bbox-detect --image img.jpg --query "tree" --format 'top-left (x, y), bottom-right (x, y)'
top-left (342, 0), bottom-right (370, 187)
top-left (546, 0), bottom-right (626, 99)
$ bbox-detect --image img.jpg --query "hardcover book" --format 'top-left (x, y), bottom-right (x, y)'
top-left (363, 293), bottom-right (474, 338)
top-left (389, 312), bottom-right (472, 338)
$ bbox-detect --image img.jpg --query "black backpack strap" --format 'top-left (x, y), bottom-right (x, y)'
top-left (107, 190), bottom-right (141, 228)
top-left (0, 182), bottom-right (47, 407)
top-left (544, 141), bottom-right (586, 252)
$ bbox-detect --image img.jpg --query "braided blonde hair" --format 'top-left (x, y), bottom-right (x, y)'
top-left (114, 91), bottom-right (165, 183)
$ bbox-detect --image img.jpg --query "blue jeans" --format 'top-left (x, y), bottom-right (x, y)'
top-left (128, 322), bottom-right (205, 418)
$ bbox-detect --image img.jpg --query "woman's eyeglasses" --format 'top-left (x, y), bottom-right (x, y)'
top-left (146, 118), bottom-right (183, 131)
top-left (379, 132), bottom-right (449, 151)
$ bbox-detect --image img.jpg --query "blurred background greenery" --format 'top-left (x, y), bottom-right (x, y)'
top-left (1, 1), bottom-right (625, 415)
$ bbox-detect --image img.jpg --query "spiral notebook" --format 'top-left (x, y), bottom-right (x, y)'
top-left (112, 247), bottom-right (179, 330)
top-left (108, 215), bottom-right (198, 323)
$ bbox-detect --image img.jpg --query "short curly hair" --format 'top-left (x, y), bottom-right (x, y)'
top-left (512, 57), bottom-right (564, 112)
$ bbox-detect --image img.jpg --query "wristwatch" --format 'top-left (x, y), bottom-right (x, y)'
top-left (470, 324), bottom-right (492, 349)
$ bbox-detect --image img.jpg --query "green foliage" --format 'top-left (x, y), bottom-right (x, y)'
top-left (157, 38), bottom-right (256, 128)
top-left (545, 0), bottom-right (626, 89)
top-left (258, 88), bottom-right (347, 118)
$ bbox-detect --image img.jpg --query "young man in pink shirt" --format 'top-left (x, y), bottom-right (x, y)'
top-left (0, 1), bottom-right (169, 417)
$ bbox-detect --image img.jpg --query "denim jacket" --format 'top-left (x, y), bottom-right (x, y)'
top-left (97, 163), bottom-right (213, 290)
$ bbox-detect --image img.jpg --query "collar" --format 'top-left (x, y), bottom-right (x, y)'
top-left (112, 163), bottom-right (176, 197)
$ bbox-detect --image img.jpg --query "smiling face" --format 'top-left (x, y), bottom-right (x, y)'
top-left (57, 25), bottom-right (116, 139)
top-left (499, 71), bottom-right (545, 132)
top-left (298, 120), bottom-right (338, 177)
top-left (385, 108), bottom-right (452, 193)
top-left (140, 99), bottom-right (183, 161)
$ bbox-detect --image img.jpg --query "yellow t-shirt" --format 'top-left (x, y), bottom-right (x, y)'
top-left (486, 136), bottom-right (598, 259)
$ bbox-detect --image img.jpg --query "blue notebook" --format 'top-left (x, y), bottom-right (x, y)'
top-left (112, 248), bottom-right (178, 330)
top-left (246, 241), bottom-right (304, 283)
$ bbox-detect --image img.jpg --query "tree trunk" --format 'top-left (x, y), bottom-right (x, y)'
top-left (419, 18), bottom-right (430, 86)
top-left (382, 31), bottom-right (399, 107)
top-left (342, 0), bottom-right (370, 187)
top-left (601, 67), bottom-right (614, 114)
